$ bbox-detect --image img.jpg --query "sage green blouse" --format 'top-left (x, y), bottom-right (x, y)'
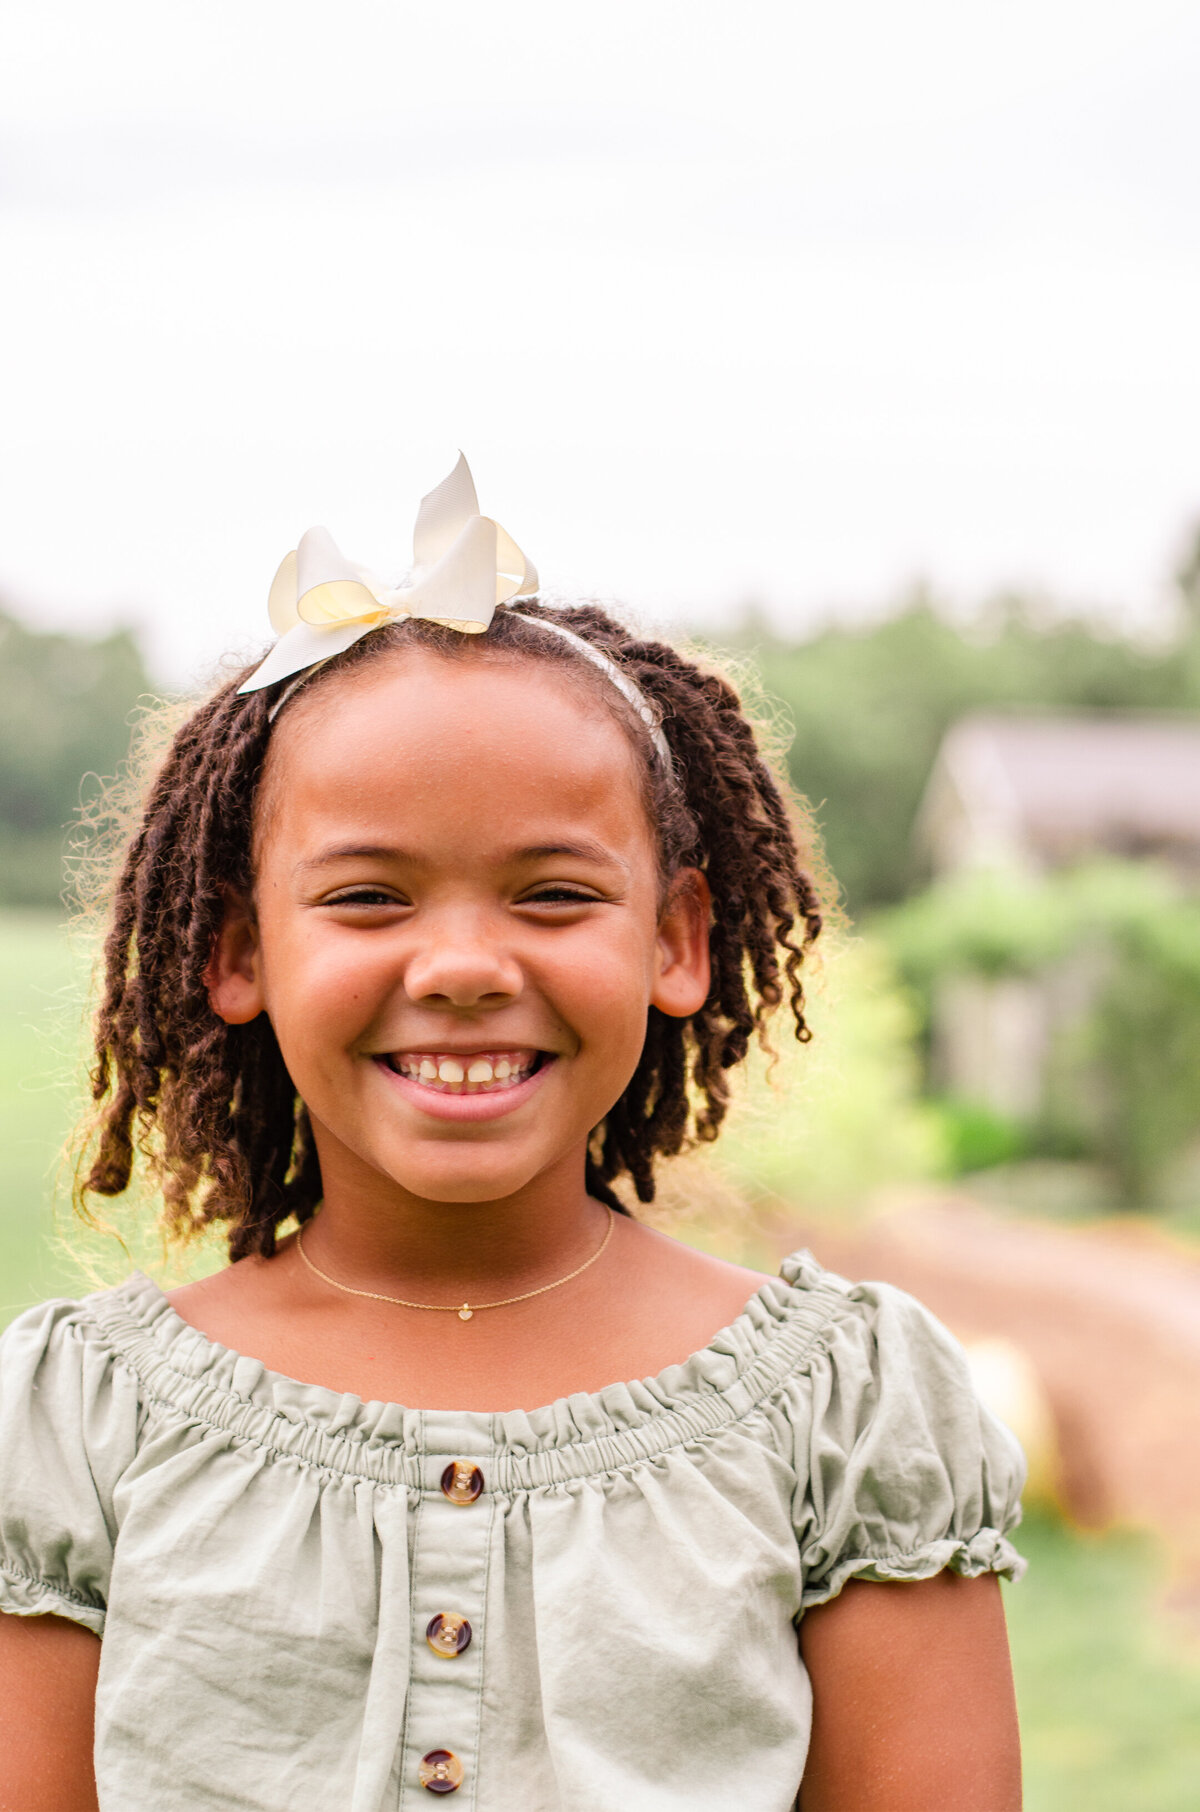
top-left (0, 1252), bottom-right (1025, 1811)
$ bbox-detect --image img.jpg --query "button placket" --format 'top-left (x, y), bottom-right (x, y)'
top-left (400, 1418), bottom-right (495, 1807)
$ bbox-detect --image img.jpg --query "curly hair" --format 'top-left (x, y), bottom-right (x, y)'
top-left (79, 601), bottom-right (827, 1259)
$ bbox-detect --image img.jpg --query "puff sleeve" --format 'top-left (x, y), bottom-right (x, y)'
top-left (790, 1265), bottom-right (1027, 1612)
top-left (0, 1297), bottom-right (141, 1635)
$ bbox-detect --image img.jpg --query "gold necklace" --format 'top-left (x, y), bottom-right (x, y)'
top-left (294, 1210), bottom-right (616, 1321)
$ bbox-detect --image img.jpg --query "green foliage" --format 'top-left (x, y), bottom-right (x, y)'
top-left (1091, 895), bottom-right (1200, 1204)
top-left (711, 935), bottom-right (947, 1213)
top-left (879, 863), bottom-right (1200, 1202)
top-left (740, 596), bottom-right (1200, 912)
top-left (0, 605), bottom-right (154, 906)
top-left (883, 864), bottom-right (1107, 991)
top-left (936, 1097), bottom-right (1029, 1174)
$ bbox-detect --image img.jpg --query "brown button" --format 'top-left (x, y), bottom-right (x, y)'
top-left (419, 1749), bottom-right (464, 1794)
top-left (440, 1460), bottom-right (484, 1504)
top-left (427, 1612), bottom-right (473, 1658)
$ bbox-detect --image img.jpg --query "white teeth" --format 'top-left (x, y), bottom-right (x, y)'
top-left (387, 1052), bottom-right (539, 1094)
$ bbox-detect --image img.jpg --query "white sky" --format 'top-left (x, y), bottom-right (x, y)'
top-left (2, 0), bottom-right (1199, 685)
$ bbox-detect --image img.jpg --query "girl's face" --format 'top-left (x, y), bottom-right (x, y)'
top-left (210, 649), bottom-right (710, 1211)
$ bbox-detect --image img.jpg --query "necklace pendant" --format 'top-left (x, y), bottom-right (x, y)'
top-left (458, 1305), bottom-right (473, 1321)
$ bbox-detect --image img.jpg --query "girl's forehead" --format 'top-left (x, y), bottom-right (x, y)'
top-left (258, 650), bottom-right (653, 861)
top-left (287, 647), bottom-right (622, 747)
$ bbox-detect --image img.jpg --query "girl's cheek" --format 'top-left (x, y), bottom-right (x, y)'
top-left (262, 940), bottom-right (384, 1043)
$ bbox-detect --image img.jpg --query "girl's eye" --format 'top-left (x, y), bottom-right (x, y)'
top-left (521, 886), bottom-right (600, 906)
top-left (324, 887), bottom-right (409, 909)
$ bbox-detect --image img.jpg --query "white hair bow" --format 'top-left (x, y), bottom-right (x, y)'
top-left (237, 454), bottom-right (538, 695)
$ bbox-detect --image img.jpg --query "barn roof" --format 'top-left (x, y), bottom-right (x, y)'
top-left (919, 713), bottom-right (1200, 870)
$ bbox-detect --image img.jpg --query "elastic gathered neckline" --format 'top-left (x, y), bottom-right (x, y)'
top-left (81, 1255), bottom-right (849, 1490)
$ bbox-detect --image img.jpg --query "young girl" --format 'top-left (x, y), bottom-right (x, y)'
top-left (0, 459), bottom-right (1025, 1811)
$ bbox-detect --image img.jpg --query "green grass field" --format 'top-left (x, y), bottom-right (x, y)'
top-left (1009, 1511), bottom-right (1200, 1809)
top-left (0, 912), bottom-right (224, 1311)
top-left (0, 911), bottom-right (95, 1314)
top-left (2, 913), bottom-right (1199, 1803)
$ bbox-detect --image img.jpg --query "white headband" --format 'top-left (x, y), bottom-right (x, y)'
top-left (237, 454), bottom-right (670, 767)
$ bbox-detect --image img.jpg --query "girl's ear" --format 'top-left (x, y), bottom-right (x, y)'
top-left (204, 894), bottom-right (266, 1025)
top-left (650, 868), bottom-right (712, 1019)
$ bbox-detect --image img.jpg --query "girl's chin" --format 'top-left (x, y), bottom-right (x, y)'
top-left (372, 1053), bottom-right (556, 1123)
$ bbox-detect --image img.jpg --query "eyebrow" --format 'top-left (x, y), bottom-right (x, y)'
top-left (514, 840), bottom-right (626, 868)
top-left (295, 839), bottom-right (628, 873)
top-left (294, 843), bottom-right (406, 873)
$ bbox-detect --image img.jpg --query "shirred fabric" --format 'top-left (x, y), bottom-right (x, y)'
top-left (0, 1251), bottom-right (1026, 1812)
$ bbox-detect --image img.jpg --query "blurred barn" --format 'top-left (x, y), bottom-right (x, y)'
top-left (915, 713), bottom-right (1200, 1120)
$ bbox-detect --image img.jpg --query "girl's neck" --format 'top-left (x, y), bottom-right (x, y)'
top-left (298, 1134), bottom-right (609, 1303)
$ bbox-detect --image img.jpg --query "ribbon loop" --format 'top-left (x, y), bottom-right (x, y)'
top-left (411, 453), bottom-right (482, 572)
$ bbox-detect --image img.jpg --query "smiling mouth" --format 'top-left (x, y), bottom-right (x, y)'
top-left (379, 1050), bottom-right (547, 1095)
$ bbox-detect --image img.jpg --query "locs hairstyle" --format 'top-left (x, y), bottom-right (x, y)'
top-left (81, 602), bottom-right (826, 1259)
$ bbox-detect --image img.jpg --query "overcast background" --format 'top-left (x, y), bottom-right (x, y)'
top-left (3, 0), bottom-right (1199, 686)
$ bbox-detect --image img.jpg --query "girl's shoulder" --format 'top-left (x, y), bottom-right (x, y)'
top-left (0, 1286), bottom-right (149, 1634)
top-left (769, 1251), bottom-right (1030, 1607)
top-left (0, 1283), bottom-right (147, 1395)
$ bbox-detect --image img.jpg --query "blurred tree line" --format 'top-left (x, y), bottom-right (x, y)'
top-left (0, 604), bottom-right (153, 906)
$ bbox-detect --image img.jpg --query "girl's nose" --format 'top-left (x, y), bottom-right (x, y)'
top-left (402, 921), bottom-right (523, 1009)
